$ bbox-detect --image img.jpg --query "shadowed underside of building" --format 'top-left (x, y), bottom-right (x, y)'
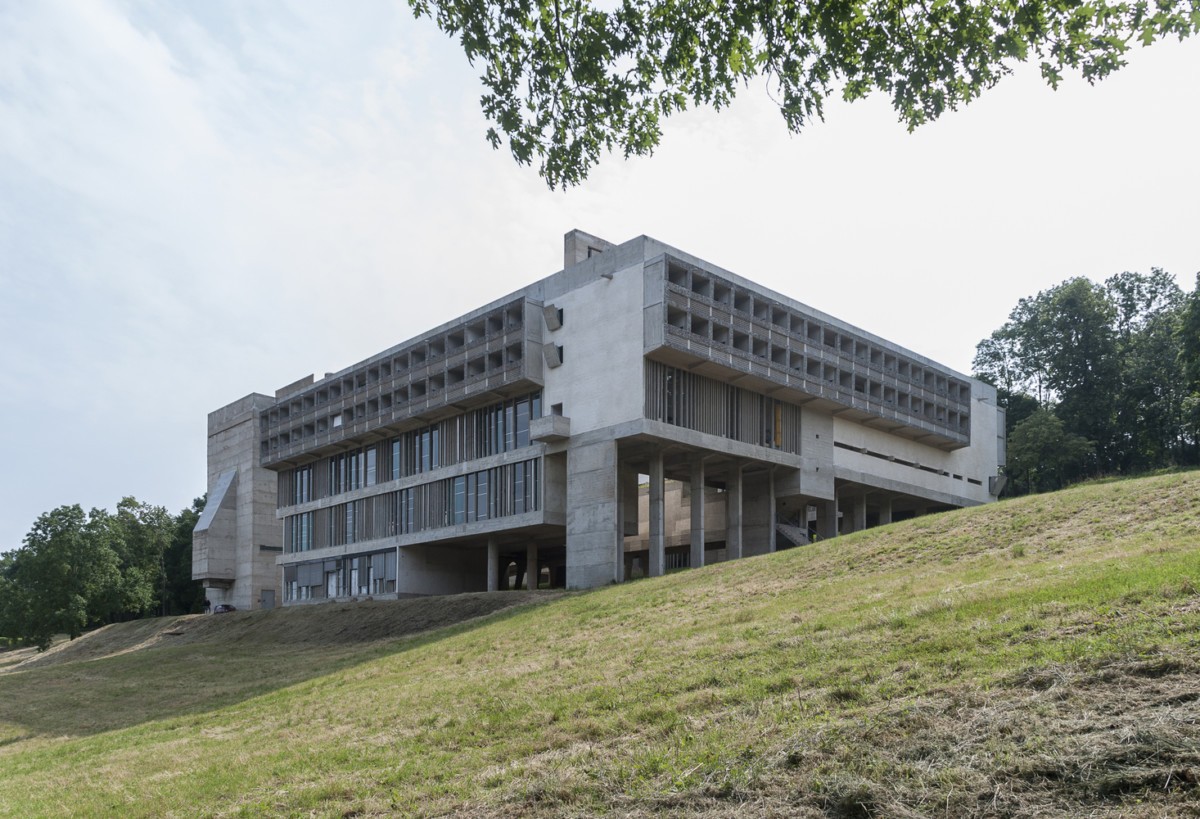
top-left (194, 231), bottom-right (1006, 609)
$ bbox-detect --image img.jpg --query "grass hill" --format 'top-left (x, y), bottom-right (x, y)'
top-left (1, 471), bottom-right (1198, 817)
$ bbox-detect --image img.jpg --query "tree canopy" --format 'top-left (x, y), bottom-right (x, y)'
top-left (408, 0), bottom-right (1200, 187)
top-left (0, 497), bottom-right (206, 651)
top-left (974, 269), bottom-right (1198, 495)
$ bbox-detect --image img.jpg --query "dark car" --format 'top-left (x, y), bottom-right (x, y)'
top-left (212, 604), bottom-right (237, 614)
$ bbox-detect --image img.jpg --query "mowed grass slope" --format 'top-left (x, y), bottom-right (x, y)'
top-left (2, 472), bottom-right (1199, 817)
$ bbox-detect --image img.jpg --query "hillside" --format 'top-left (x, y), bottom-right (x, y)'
top-left (1, 471), bottom-right (1198, 817)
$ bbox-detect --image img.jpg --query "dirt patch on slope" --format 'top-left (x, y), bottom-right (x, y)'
top-left (7, 591), bottom-right (563, 672)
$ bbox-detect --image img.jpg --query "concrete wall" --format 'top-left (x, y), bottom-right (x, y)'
top-left (195, 393), bottom-right (281, 610)
top-left (540, 257), bottom-right (646, 435)
top-left (565, 439), bottom-right (620, 588)
top-left (831, 379), bottom-right (1003, 506)
top-left (396, 543), bottom-right (487, 595)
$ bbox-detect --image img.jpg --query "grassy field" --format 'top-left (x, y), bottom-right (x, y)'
top-left (1, 471), bottom-right (1199, 817)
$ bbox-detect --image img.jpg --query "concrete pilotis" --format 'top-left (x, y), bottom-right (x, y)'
top-left (526, 543), bottom-right (538, 590)
top-left (726, 465), bottom-right (743, 560)
top-left (689, 456), bottom-right (705, 569)
top-left (648, 450), bottom-right (665, 577)
top-left (767, 468), bottom-right (777, 553)
top-left (819, 499), bottom-right (838, 539)
top-left (565, 439), bottom-right (622, 589)
top-left (878, 495), bottom-right (893, 525)
top-left (852, 496), bottom-right (867, 533)
top-left (487, 538), bottom-right (499, 592)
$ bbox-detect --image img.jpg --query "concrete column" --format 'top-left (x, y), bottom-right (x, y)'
top-left (852, 495), bottom-right (867, 533)
top-left (526, 543), bottom-right (538, 591)
top-left (486, 538), bottom-right (498, 592)
top-left (689, 456), bottom-right (705, 569)
top-left (648, 450), bottom-right (665, 577)
top-left (818, 499), bottom-right (838, 539)
top-left (616, 462), bottom-right (635, 583)
top-left (878, 495), bottom-right (893, 525)
top-left (565, 440), bottom-right (622, 589)
top-left (768, 468), bottom-right (777, 553)
top-left (727, 465), bottom-right (743, 560)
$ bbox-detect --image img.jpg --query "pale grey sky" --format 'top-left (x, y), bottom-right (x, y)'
top-left (1, 0), bottom-right (1197, 551)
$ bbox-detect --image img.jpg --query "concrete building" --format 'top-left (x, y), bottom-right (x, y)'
top-left (194, 230), bottom-right (1006, 608)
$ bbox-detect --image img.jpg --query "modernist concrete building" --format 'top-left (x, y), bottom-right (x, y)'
top-left (194, 230), bottom-right (1006, 609)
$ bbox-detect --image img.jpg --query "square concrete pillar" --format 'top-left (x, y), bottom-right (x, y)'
top-left (741, 469), bottom-right (775, 557)
top-left (648, 450), bottom-right (665, 577)
top-left (487, 538), bottom-right (499, 592)
top-left (726, 465), bottom-right (743, 560)
top-left (526, 543), bottom-right (538, 590)
top-left (852, 496), bottom-right (867, 533)
top-left (818, 499), bottom-right (838, 540)
top-left (878, 495), bottom-right (893, 525)
top-left (689, 456), bottom-right (705, 569)
top-left (566, 439), bottom-right (621, 589)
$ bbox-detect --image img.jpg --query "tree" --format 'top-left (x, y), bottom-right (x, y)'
top-left (163, 496), bottom-right (206, 616)
top-left (3, 506), bottom-right (122, 650)
top-left (974, 277), bottom-right (1119, 464)
top-left (408, 0), bottom-right (1200, 187)
top-left (1007, 409), bottom-right (1094, 493)
top-left (1179, 273), bottom-right (1200, 461)
top-left (1104, 270), bottom-right (1187, 470)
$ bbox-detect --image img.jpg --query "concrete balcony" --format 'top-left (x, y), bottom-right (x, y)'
top-left (530, 414), bottom-right (571, 443)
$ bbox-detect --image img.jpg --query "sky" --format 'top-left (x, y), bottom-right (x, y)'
top-left (1, 0), bottom-right (1198, 552)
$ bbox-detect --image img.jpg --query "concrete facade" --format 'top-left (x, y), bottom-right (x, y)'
top-left (195, 230), bottom-right (1006, 605)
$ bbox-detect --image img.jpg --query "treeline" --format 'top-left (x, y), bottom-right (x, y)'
top-left (0, 497), bottom-right (205, 650)
top-left (975, 269), bottom-right (1200, 495)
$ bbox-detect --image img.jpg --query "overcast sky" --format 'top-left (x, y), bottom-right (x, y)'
top-left (1, 1), bottom-right (1197, 552)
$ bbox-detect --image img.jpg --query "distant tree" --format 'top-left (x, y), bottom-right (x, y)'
top-left (409, 0), bottom-right (1200, 187)
top-left (100, 498), bottom-right (175, 620)
top-left (1105, 270), bottom-right (1188, 470)
top-left (1007, 409), bottom-right (1095, 494)
top-left (1179, 273), bottom-right (1200, 461)
top-left (163, 496), bottom-right (206, 615)
top-left (3, 506), bottom-right (122, 650)
top-left (977, 269), bottom-right (1197, 494)
top-left (974, 277), bottom-right (1119, 465)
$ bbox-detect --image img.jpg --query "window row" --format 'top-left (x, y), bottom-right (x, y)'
top-left (285, 549), bottom-right (397, 602)
top-left (264, 300), bottom-right (527, 430)
top-left (664, 260), bottom-right (971, 402)
top-left (262, 340), bottom-right (529, 458)
top-left (278, 392), bottom-right (542, 507)
top-left (644, 361), bottom-right (803, 454)
top-left (283, 458), bottom-right (541, 553)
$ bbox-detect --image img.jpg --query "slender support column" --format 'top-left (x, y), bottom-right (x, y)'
top-left (878, 495), bottom-right (893, 525)
top-left (526, 543), bottom-right (538, 591)
top-left (648, 450), bottom-right (665, 577)
top-left (690, 456), bottom-right (705, 569)
top-left (726, 465), bottom-right (743, 560)
top-left (616, 462), bottom-right (635, 583)
top-left (486, 537), bottom-right (499, 592)
top-left (819, 499), bottom-right (838, 539)
top-left (852, 495), bottom-right (867, 533)
top-left (767, 468), bottom-right (777, 553)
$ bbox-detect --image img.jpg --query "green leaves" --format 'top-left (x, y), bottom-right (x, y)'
top-left (409, 0), bottom-right (1198, 187)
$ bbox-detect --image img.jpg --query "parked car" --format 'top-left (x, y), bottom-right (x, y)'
top-left (212, 604), bottom-right (237, 614)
